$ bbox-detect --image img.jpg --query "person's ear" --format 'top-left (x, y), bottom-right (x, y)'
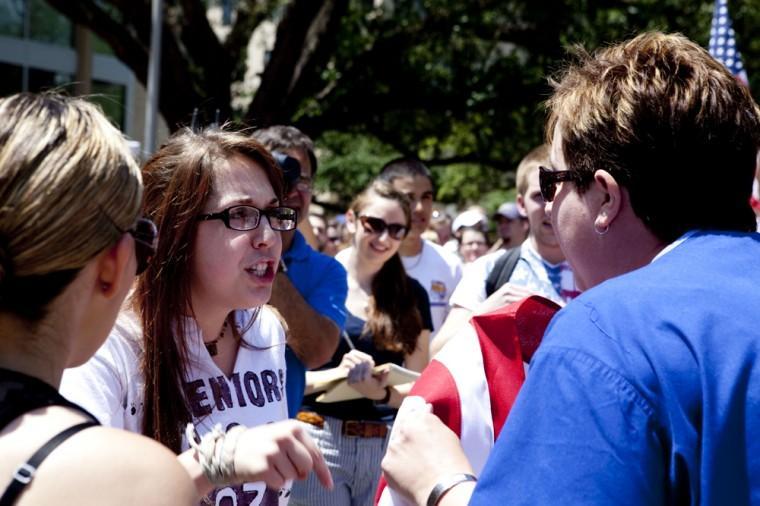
top-left (592, 170), bottom-right (622, 231)
top-left (345, 210), bottom-right (357, 234)
top-left (516, 193), bottom-right (528, 218)
top-left (93, 234), bottom-right (135, 298)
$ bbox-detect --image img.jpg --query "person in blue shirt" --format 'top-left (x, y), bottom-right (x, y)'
top-left (252, 126), bottom-right (348, 417)
top-left (381, 32), bottom-right (760, 506)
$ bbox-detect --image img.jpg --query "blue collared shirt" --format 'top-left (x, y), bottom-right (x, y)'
top-left (282, 231), bottom-right (348, 417)
top-left (471, 231), bottom-right (760, 505)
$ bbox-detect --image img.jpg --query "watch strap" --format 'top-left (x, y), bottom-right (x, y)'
top-left (426, 473), bottom-right (478, 506)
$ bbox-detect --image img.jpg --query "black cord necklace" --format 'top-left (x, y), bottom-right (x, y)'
top-left (205, 319), bottom-right (228, 357)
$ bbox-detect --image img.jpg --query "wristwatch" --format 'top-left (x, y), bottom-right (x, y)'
top-left (427, 473), bottom-right (478, 506)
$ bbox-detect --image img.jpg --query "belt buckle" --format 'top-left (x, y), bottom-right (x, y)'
top-left (296, 411), bottom-right (325, 429)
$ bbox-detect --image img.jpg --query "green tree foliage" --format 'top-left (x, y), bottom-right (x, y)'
top-left (45, 0), bottom-right (759, 209)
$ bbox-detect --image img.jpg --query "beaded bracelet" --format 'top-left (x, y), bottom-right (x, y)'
top-left (186, 423), bottom-right (246, 486)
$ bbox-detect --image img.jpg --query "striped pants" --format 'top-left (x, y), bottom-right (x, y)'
top-left (290, 415), bottom-right (392, 506)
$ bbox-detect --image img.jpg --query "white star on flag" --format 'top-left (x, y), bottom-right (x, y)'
top-left (709, 0), bottom-right (749, 85)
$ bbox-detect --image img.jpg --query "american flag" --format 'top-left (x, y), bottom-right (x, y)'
top-left (709, 0), bottom-right (749, 85)
top-left (375, 296), bottom-right (560, 506)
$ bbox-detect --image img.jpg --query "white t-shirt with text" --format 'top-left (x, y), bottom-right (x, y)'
top-left (61, 306), bottom-right (291, 506)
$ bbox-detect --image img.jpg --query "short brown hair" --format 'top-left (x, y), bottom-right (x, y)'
top-left (515, 144), bottom-right (550, 196)
top-left (251, 125), bottom-right (318, 175)
top-left (547, 32), bottom-right (760, 242)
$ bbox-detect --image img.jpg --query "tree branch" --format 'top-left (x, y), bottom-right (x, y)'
top-left (224, 0), bottom-right (281, 80)
top-left (246, 0), bottom-right (347, 126)
top-left (45, 0), bottom-right (150, 82)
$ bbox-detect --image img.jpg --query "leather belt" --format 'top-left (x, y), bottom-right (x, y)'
top-left (341, 420), bottom-right (388, 438)
top-left (296, 412), bottom-right (389, 438)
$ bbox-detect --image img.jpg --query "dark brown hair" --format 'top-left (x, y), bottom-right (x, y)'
top-left (547, 32), bottom-right (760, 242)
top-left (350, 180), bottom-right (422, 355)
top-left (251, 125), bottom-right (318, 175)
top-left (135, 127), bottom-right (283, 453)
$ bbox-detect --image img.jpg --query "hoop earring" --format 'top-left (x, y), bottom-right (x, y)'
top-left (594, 223), bottom-right (609, 236)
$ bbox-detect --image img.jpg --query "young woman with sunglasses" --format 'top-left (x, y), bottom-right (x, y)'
top-left (290, 180), bottom-right (432, 506)
top-left (60, 127), bottom-right (333, 505)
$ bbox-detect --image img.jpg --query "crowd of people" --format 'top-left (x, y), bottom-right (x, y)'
top-left (2, 29), bottom-right (760, 506)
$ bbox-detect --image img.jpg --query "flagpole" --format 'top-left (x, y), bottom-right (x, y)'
top-left (143, 0), bottom-right (163, 156)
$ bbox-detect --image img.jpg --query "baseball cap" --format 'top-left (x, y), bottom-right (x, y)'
top-left (452, 209), bottom-right (488, 233)
top-left (493, 202), bottom-right (521, 221)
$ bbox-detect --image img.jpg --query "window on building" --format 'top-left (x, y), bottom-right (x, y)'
top-left (91, 80), bottom-right (126, 130)
top-left (0, 61), bottom-right (22, 96)
top-left (27, 67), bottom-right (73, 93)
top-left (28, 0), bottom-right (71, 46)
top-left (0, 0), bottom-right (24, 37)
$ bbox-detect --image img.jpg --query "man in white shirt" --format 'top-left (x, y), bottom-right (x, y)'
top-left (378, 158), bottom-right (463, 337)
top-left (431, 145), bottom-right (579, 356)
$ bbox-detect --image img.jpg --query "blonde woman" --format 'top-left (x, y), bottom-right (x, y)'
top-left (0, 93), bottom-right (330, 506)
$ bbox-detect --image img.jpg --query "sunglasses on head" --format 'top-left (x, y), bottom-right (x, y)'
top-left (358, 215), bottom-right (408, 240)
top-left (127, 217), bottom-right (157, 275)
top-left (538, 166), bottom-right (582, 202)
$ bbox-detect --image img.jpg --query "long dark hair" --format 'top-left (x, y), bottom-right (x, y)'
top-left (134, 127), bottom-right (283, 453)
top-left (350, 180), bottom-right (422, 355)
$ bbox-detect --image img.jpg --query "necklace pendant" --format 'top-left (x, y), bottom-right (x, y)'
top-left (205, 341), bottom-right (218, 356)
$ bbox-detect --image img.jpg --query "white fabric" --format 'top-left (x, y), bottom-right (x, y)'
top-left (400, 240), bottom-right (463, 336)
top-left (379, 325), bottom-right (495, 506)
top-left (449, 239), bottom-right (576, 311)
top-left (435, 324), bottom-right (494, 474)
top-left (61, 307), bottom-right (291, 506)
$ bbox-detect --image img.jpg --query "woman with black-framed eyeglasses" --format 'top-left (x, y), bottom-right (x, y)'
top-left (61, 127), bottom-right (333, 504)
top-left (290, 180), bottom-right (432, 506)
top-left (0, 94), bottom-right (330, 506)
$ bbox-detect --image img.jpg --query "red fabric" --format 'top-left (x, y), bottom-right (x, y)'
top-left (470, 296), bottom-right (560, 437)
top-left (407, 359), bottom-right (463, 438)
top-left (374, 296), bottom-right (560, 505)
top-left (373, 360), bottom-right (461, 505)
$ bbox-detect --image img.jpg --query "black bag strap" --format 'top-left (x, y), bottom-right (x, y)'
top-left (0, 421), bottom-right (98, 506)
top-left (484, 246), bottom-right (522, 297)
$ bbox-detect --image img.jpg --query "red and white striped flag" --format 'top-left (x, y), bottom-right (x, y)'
top-left (375, 296), bottom-right (560, 506)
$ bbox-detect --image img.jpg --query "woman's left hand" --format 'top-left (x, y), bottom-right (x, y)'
top-left (340, 350), bottom-right (389, 400)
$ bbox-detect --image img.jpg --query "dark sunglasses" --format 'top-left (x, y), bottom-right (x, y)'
top-left (100, 209), bottom-right (157, 276)
top-left (127, 217), bottom-right (157, 275)
top-left (358, 215), bottom-right (408, 240)
top-left (197, 205), bottom-right (297, 232)
top-left (538, 166), bottom-right (581, 202)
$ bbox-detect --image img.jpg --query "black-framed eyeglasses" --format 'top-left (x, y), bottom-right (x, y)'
top-left (128, 218), bottom-right (158, 275)
top-left (359, 215), bottom-right (408, 240)
top-left (538, 166), bottom-right (581, 203)
top-left (197, 205), bottom-right (297, 232)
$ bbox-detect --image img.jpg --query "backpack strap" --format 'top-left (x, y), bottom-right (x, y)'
top-left (0, 421), bottom-right (98, 506)
top-left (484, 247), bottom-right (522, 298)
